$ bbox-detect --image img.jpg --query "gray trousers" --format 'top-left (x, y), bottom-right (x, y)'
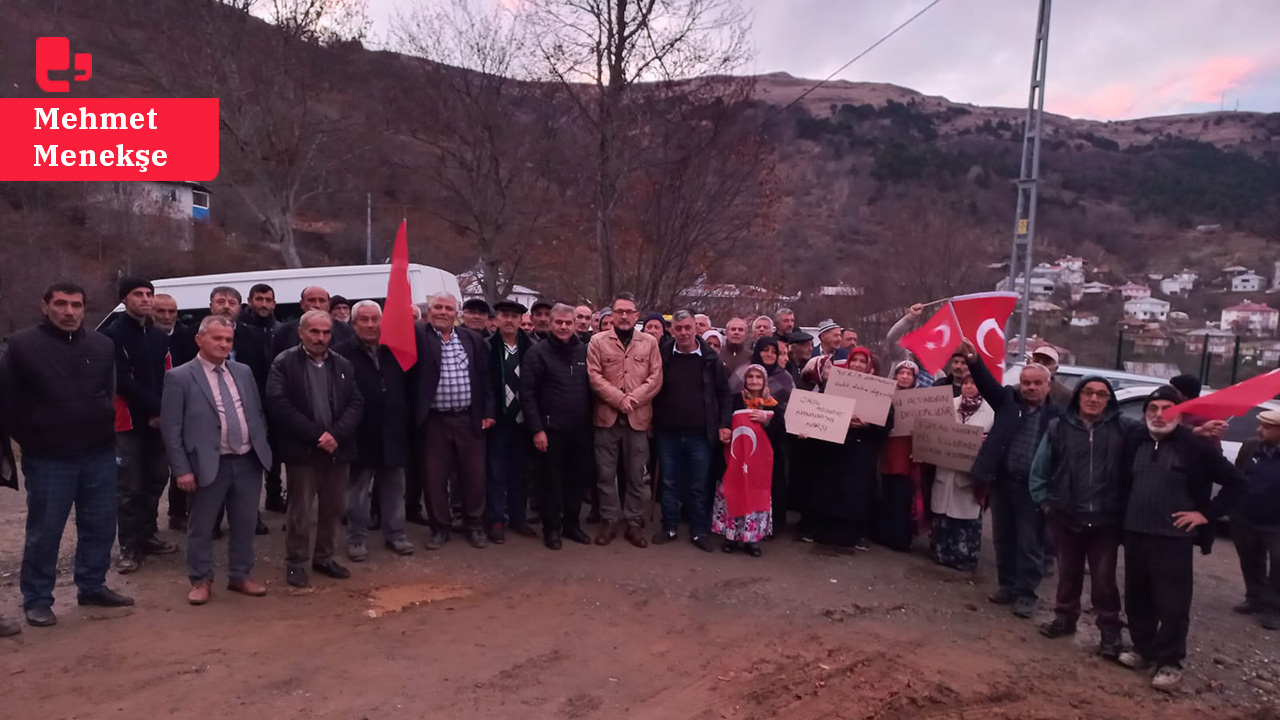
top-left (594, 418), bottom-right (649, 526)
top-left (347, 465), bottom-right (407, 545)
top-left (187, 453), bottom-right (263, 584)
top-left (286, 459), bottom-right (349, 567)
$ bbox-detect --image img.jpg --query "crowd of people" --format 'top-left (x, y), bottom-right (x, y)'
top-left (0, 280), bottom-right (1277, 695)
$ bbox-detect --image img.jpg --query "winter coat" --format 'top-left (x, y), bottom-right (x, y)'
top-left (1233, 439), bottom-right (1280, 527)
top-left (587, 329), bottom-right (663, 431)
top-left (655, 337), bottom-right (732, 445)
top-left (265, 346), bottom-right (364, 464)
top-left (520, 333), bottom-right (593, 434)
top-left (101, 313), bottom-right (169, 430)
top-left (931, 396), bottom-right (995, 520)
top-left (489, 330), bottom-right (534, 426)
top-left (967, 356), bottom-right (1062, 488)
top-left (412, 324), bottom-right (495, 433)
top-left (333, 339), bottom-right (410, 468)
top-left (1029, 376), bottom-right (1134, 529)
top-left (273, 317), bottom-right (356, 362)
top-left (0, 320), bottom-right (116, 459)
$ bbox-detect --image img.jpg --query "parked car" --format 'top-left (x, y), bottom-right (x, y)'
top-left (1003, 363), bottom-right (1169, 392)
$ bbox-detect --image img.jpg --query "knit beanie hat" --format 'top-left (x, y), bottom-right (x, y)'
top-left (117, 276), bottom-right (154, 301)
top-left (1143, 385), bottom-right (1186, 413)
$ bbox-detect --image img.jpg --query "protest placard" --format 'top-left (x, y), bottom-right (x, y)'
top-left (912, 419), bottom-right (986, 472)
top-left (889, 386), bottom-right (956, 437)
top-left (824, 367), bottom-right (896, 425)
top-left (786, 389), bottom-right (857, 444)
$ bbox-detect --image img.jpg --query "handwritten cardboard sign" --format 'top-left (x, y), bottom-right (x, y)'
top-left (889, 386), bottom-right (956, 437)
top-left (786, 389), bottom-right (857, 444)
top-left (912, 419), bottom-right (986, 472)
top-left (824, 367), bottom-right (896, 426)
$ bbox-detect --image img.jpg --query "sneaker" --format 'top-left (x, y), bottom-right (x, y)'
top-left (988, 588), bottom-right (1016, 605)
top-left (652, 529), bottom-right (678, 545)
top-left (1117, 651), bottom-right (1153, 670)
top-left (347, 542), bottom-right (369, 562)
top-left (691, 535), bottom-right (714, 553)
top-left (853, 538), bottom-right (872, 552)
top-left (115, 549), bottom-right (142, 574)
top-left (467, 529), bottom-right (489, 549)
top-left (1099, 630), bottom-right (1123, 659)
top-left (797, 535), bottom-right (814, 543)
top-left (1013, 597), bottom-right (1039, 619)
top-left (78, 586), bottom-right (135, 607)
top-left (425, 529), bottom-right (450, 550)
top-left (385, 537), bottom-right (415, 556)
top-left (1038, 617), bottom-right (1077, 638)
top-left (1151, 666), bottom-right (1182, 692)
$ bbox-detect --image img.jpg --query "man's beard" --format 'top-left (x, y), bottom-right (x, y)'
top-left (1146, 419), bottom-right (1175, 438)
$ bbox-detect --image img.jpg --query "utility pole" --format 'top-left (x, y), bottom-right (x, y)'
top-left (1006, 0), bottom-right (1052, 364)
top-left (365, 192), bottom-right (372, 265)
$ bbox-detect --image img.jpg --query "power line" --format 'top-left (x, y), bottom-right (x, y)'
top-left (758, 0), bottom-right (947, 128)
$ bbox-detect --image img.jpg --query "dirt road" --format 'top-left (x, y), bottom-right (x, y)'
top-left (1, 491), bottom-right (1277, 720)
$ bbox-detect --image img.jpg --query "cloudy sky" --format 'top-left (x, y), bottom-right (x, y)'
top-left (364, 0), bottom-right (1280, 120)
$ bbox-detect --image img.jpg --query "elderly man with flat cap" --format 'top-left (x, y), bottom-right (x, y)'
top-left (462, 298), bottom-right (493, 337)
top-left (530, 300), bottom-right (554, 341)
top-left (1230, 409), bottom-right (1280, 632)
top-left (485, 299), bottom-right (537, 543)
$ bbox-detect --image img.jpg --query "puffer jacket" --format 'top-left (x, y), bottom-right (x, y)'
top-left (1029, 376), bottom-right (1133, 528)
top-left (521, 333), bottom-right (592, 434)
top-left (1233, 439), bottom-right (1280, 527)
top-left (967, 355), bottom-right (1061, 487)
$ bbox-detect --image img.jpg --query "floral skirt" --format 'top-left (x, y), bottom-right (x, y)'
top-left (711, 482), bottom-right (772, 543)
top-left (930, 514), bottom-right (982, 571)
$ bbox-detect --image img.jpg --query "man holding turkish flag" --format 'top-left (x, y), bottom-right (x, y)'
top-left (950, 292), bottom-right (1019, 382)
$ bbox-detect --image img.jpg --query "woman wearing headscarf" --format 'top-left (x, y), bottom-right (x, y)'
top-left (702, 329), bottom-right (724, 354)
top-left (714, 364), bottom-right (785, 556)
top-left (876, 360), bottom-right (926, 551)
top-left (730, 336), bottom-right (795, 403)
top-left (929, 374), bottom-right (995, 571)
top-left (803, 347), bottom-right (893, 550)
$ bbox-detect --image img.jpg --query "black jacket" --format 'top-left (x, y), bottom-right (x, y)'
top-left (334, 339), bottom-right (410, 468)
top-left (239, 305), bottom-right (281, 335)
top-left (0, 321), bottom-right (116, 459)
top-left (1120, 423), bottom-right (1246, 553)
top-left (265, 346), bottom-right (364, 464)
top-left (968, 357), bottom-right (1062, 487)
top-left (520, 333), bottom-right (592, 434)
top-left (1232, 439), bottom-right (1280, 527)
top-left (412, 324), bottom-right (495, 432)
top-left (101, 313), bottom-right (169, 429)
top-left (489, 330), bottom-right (534, 426)
top-left (166, 323), bottom-right (199, 368)
top-left (654, 337), bottom-right (732, 445)
top-left (228, 322), bottom-right (273, 396)
top-left (1029, 377), bottom-right (1133, 529)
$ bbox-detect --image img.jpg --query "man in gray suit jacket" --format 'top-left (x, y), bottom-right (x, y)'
top-left (161, 316), bottom-right (273, 605)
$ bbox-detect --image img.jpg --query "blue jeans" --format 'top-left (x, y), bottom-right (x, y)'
top-left (656, 432), bottom-right (713, 537)
top-left (21, 449), bottom-right (118, 610)
top-left (486, 423), bottom-right (530, 525)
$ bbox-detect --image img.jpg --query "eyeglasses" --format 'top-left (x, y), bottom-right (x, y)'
top-left (613, 308), bottom-right (637, 316)
top-left (1079, 389), bottom-right (1111, 399)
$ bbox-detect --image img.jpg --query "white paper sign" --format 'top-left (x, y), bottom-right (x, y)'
top-left (912, 419), bottom-right (986, 472)
top-left (890, 386), bottom-right (956, 437)
top-left (824, 367), bottom-right (896, 426)
top-left (786, 390), bottom-right (857, 444)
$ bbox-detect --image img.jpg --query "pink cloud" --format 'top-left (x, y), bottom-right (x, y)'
top-left (1052, 83), bottom-right (1137, 119)
top-left (1156, 55), bottom-right (1259, 104)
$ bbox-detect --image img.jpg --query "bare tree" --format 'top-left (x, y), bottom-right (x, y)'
top-left (527, 0), bottom-right (752, 301)
top-left (393, 0), bottom-right (567, 303)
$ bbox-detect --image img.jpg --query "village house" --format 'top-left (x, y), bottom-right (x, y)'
top-left (1246, 340), bottom-right (1280, 365)
top-left (1232, 272), bottom-right (1268, 293)
top-left (1080, 281), bottom-right (1112, 296)
top-left (1029, 300), bottom-right (1062, 320)
top-left (996, 274), bottom-right (1055, 300)
top-left (1133, 330), bottom-right (1172, 354)
top-left (1118, 282), bottom-right (1151, 300)
top-left (1182, 327), bottom-right (1236, 356)
top-left (1124, 296), bottom-right (1170, 322)
top-left (1221, 301), bottom-right (1279, 337)
top-left (1069, 311), bottom-right (1100, 328)
top-left (1159, 270), bottom-right (1198, 296)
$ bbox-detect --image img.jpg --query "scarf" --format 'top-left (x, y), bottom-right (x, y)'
top-left (959, 394), bottom-right (984, 422)
top-left (742, 364), bottom-right (779, 408)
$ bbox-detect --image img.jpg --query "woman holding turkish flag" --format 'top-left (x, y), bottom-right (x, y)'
top-left (713, 365), bottom-right (785, 557)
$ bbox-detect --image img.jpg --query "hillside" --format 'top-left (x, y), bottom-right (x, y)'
top-left (1, 0), bottom-right (1279, 337)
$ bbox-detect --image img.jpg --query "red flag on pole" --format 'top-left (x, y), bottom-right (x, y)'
top-left (382, 220), bottom-right (418, 371)
top-left (898, 303), bottom-right (963, 375)
top-left (950, 292), bottom-right (1019, 382)
top-left (1170, 368), bottom-right (1280, 420)
top-left (721, 410), bottom-right (774, 518)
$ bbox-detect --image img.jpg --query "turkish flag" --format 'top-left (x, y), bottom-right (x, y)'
top-left (898, 303), bottom-right (962, 375)
top-left (950, 292), bottom-right (1019, 382)
top-left (382, 220), bottom-right (418, 371)
top-left (1171, 368), bottom-right (1280, 420)
top-left (722, 410), bottom-right (774, 517)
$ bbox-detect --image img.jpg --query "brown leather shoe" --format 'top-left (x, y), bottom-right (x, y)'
top-left (594, 522), bottom-right (618, 546)
top-left (227, 578), bottom-right (268, 597)
top-left (187, 581), bottom-right (212, 606)
top-left (624, 525), bottom-right (649, 549)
